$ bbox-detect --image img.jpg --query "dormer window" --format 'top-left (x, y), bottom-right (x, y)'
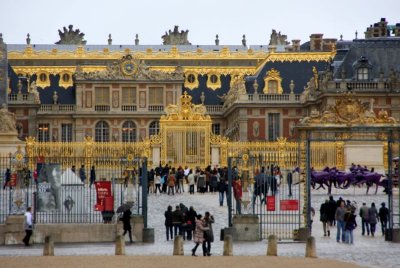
top-left (268, 80), bottom-right (278, 93)
top-left (353, 56), bottom-right (373, 81)
top-left (263, 68), bottom-right (283, 94)
top-left (357, 67), bottom-right (369, 80)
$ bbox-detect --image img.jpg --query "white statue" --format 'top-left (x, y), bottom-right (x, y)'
top-left (53, 91), bottom-right (59, 104)
top-left (30, 81), bottom-right (41, 104)
top-left (0, 104), bottom-right (17, 132)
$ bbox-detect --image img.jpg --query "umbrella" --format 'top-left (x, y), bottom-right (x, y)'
top-left (116, 202), bottom-right (133, 213)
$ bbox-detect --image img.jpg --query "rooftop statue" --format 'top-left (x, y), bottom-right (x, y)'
top-left (162, 26), bottom-right (191, 45)
top-left (269, 29), bottom-right (289, 46)
top-left (55, 25), bottom-right (87, 45)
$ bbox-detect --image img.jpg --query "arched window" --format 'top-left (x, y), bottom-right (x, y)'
top-left (122, 121), bottom-right (137, 142)
top-left (149, 121), bottom-right (160, 137)
top-left (95, 121), bottom-right (109, 142)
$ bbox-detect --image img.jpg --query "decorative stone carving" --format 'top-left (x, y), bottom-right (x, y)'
top-left (55, 25), bottom-right (87, 45)
top-left (269, 29), bottom-right (289, 46)
top-left (162, 26), bottom-right (191, 45)
top-left (299, 92), bottom-right (398, 126)
top-left (29, 81), bottom-right (41, 104)
top-left (0, 104), bottom-right (17, 133)
top-left (75, 54), bottom-right (184, 81)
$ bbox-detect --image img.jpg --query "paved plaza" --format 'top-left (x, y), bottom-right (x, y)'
top-left (0, 186), bottom-right (399, 268)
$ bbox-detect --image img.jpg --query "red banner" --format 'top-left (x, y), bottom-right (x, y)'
top-left (94, 181), bottom-right (112, 211)
top-left (280, 199), bottom-right (299, 211)
top-left (266, 195), bottom-right (276, 211)
top-left (9, 173), bottom-right (17, 187)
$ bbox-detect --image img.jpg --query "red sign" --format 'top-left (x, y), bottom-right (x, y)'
top-left (280, 200), bottom-right (299, 211)
top-left (94, 181), bottom-right (112, 211)
top-left (266, 195), bottom-right (276, 211)
top-left (9, 173), bottom-right (17, 187)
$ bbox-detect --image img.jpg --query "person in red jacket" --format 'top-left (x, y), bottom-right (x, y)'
top-left (233, 177), bottom-right (243, 215)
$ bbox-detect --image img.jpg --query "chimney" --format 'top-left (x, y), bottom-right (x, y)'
top-left (292, 39), bottom-right (301, 51)
top-left (310, 34), bottom-right (323, 51)
top-left (322, 38), bottom-right (337, 51)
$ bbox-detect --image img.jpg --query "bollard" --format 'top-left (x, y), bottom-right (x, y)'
top-left (266, 234), bottom-right (278, 256)
top-left (43, 235), bottom-right (54, 256)
top-left (173, 235), bottom-right (184, 256)
top-left (115, 235), bottom-right (126, 256)
top-left (305, 236), bottom-right (317, 258)
top-left (223, 234), bottom-right (233, 256)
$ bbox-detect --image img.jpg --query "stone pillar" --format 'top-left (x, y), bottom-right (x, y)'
top-left (223, 235), bottom-right (233, 256)
top-left (305, 236), bottom-right (317, 258)
top-left (173, 235), bottom-right (184, 255)
top-left (115, 235), bottom-right (125, 255)
top-left (266, 234), bottom-right (278, 256)
top-left (43, 235), bottom-right (54, 256)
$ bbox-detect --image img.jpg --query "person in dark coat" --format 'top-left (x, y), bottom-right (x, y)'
top-left (3, 168), bottom-right (11, 190)
top-left (287, 170), bottom-right (293, 197)
top-left (327, 195), bottom-right (337, 226)
top-left (121, 209), bottom-right (133, 243)
top-left (79, 165), bottom-right (86, 184)
top-left (368, 202), bottom-right (379, 237)
top-left (89, 166), bottom-right (96, 188)
top-left (378, 202), bottom-right (389, 236)
top-left (320, 199), bottom-right (330, 236)
top-left (344, 208), bottom-right (357, 244)
top-left (172, 205), bottom-right (184, 237)
top-left (203, 211), bottom-right (214, 256)
top-left (164, 205), bottom-right (173, 241)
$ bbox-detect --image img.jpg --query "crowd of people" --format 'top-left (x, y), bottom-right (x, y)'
top-left (319, 196), bottom-right (390, 244)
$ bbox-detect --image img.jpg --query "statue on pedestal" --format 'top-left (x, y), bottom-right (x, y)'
top-left (0, 104), bottom-right (16, 133)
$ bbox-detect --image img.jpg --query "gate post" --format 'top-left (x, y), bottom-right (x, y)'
top-left (141, 158), bottom-right (148, 228)
top-left (306, 131), bottom-right (312, 235)
top-left (228, 157), bottom-right (233, 227)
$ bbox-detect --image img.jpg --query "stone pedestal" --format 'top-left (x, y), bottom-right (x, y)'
top-left (391, 228), bottom-right (400, 243)
top-left (295, 227), bottom-right (310, 242)
top-left (115, 235), bottom-right (125, 255)
top-left (305, 236), bottom-right (317, 258)
top-left (142, 228), bottom-right (154, 243)
top-left (4, 215), bottom-right (25, 245)
top-left (232, 215), bottom-right (260, 241)
top-left (0, 133), bottom-right (24, 155)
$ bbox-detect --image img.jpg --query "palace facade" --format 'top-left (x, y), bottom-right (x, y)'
top-left (1, 18), bottom-right (400, 143)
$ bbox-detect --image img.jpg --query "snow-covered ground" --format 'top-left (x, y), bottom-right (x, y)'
top-left (0, 185), bottom-right (399, 268)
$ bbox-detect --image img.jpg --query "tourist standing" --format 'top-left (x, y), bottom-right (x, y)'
top-left (344, 208), bottom-right (357, 244)
top-left (368, 202), bottom-right (379, 237)
top-left (359, 202), bottom-right (370, 236)
top-left (89, 166), bottom-right (96, 188)
top-left (203, 211), bottom-right (214, 256)
top-left (379, 202), bottom-right (389, 236)
top-left (320, 199), bottom-right (330, 237)
top-left (164, 205), bottom-right (173, 241)
top-left (233, 177), bottom-right (242, 215)
top-left (172, 205), bottom-right (184, 237)
top-left (188, 169), bottom-right (195, 194)
top-left (22, 207), bottom-right (33, 246)
top-left (3, 168), bottom-right (11, 189)
top-left (167, 171), bottom-right (175, 195)
top-left (154, 171), bottom-right (162, 194)
top-left (335, 200), bottom-right (346, 242)
top-left (79, 165), bottom-right (86, 184)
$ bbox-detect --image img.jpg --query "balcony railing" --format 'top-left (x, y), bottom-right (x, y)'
top-left (148, 105), bottom-right (164, 112)
top-left (206, 105), bottom-right (223, 113)
top-left (122, 105), bottom-right (137, 111)
top-left (94, 105), bottom-right (111, 111)
top-left (39, 104), bottom-right (76, 112)
top-left (246, 93), bottom-right (300, 103)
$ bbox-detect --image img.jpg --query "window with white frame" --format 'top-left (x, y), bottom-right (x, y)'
top-left (95, 121), bottom-right (110, 142)
top-left (38, 123), bottom-right (50, 142)
top-left (61, 124), bottom-right (73, 142)
top-left (95, 87), bottom-right (110, 105)
top-left (357, 67), bottom-right (369, 80)
top-left (122, 121), bottom-right (137, 142)
top-left (149, 121), bottom-right (160, 136)
top-left (122, 87), bottom-right (137, 104)
top-left (149, 87), bottom-right (163, 105)
top-left (268, 113), bottom-right (280, 141)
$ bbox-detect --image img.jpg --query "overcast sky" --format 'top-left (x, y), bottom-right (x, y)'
top-left (1, 0), bottom-right (399, 46)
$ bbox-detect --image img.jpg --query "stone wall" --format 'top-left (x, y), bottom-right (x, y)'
top-left (1, 215), bottom-right (144, 245)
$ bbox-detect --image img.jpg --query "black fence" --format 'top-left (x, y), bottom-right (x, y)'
top-left (228, 156), bottom-right (302, 240)
top-left (0, 156), bottom-right (144, 224)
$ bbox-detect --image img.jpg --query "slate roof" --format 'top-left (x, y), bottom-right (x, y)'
top-left (332, 38), bottom-right (400, 79)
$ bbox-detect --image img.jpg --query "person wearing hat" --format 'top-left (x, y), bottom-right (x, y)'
top-left (378, 202), bottom-right (389, 236)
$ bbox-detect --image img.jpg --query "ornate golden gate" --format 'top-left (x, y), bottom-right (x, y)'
top-left (151, 91), bottom-right (212, 168)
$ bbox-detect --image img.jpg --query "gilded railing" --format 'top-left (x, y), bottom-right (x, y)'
top-left (25, 136), bottom-right (150, 171)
